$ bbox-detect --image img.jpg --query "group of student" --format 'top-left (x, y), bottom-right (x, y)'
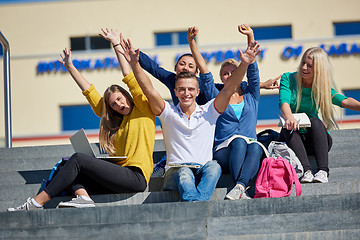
top-left (8, 25), bottom-right (360, 211)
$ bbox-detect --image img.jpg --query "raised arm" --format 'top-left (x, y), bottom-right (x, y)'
top-left (214, 42), bottom-right (260, 113)
top-left (341, 97), bottom-right (360, 111)
top-left (238, 24), bottom-right (256, 64)
top-left (99, 28), bottom-right (131, 77)
top-left (58, 48), bottom-right (91, 91)
top-left (187, 27), bottom-right (210, 74)
top-left (119, 38), bottom-right (164, 115)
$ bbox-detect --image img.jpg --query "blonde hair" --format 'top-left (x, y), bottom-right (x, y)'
top-left (99, 85), bottom-right (134, 154)
top-left (219, 59), bottom-right (239, 79)
top-left (295, 47), bottom-right (338, 130)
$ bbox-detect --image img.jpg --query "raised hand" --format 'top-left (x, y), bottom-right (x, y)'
top-left (239, 41), bottom-right (261, 65)
top-left (119, 37), bottom-right (139, 66)
top-left (57, 48), bottom-right (73, 70)
top-left (187, 26), bottom-right (198, 42)
top-left (99, 28), bottom-right (120, 46)
top-left (238, 24), bottom-right (253, 37)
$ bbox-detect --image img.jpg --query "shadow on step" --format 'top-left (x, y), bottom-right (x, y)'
top-left (18, 170), bottom-right (51, 184)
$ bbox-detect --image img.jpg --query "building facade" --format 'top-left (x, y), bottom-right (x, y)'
top-left (0, 0), bottom-right (359, 146)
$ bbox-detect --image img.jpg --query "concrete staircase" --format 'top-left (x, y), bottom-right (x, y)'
top-left (0, 129), bottom-right (360, 239)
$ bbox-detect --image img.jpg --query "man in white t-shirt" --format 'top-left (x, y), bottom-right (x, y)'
top-left (120, 38), bottom-right (260, 201)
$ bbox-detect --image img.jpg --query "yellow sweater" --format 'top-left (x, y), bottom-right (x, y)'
top-left (82, 72), bottom-right (155, 184)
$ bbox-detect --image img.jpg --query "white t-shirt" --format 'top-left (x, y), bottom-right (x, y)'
top-left (158, 99), bottom-right (220, 169)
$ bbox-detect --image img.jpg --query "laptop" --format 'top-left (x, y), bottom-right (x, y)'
top-left (70, 129), bottom-right (127, 161)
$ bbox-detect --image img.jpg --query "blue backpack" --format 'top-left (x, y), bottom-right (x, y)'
top-left (37, 156), bottom-right (70, 196)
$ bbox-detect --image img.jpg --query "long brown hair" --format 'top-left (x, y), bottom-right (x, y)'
top-left (99, 85), bottom-right (134, 154)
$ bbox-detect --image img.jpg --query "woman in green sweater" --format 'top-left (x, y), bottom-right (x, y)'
top-left (7, 29), bottom-right (155, 211)
top-left (279, 47), bottom-right (360, 183)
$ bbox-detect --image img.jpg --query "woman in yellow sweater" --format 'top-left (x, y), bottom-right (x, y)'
top-left (7, 29), bottom-right (155, 211)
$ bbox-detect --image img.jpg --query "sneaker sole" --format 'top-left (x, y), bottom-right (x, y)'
top-left (313, 178), bottom-right (328, 183)
top-left (57, 203), bottom-right (95, 208)
top-left (225, 194), bottom-right (238, 200)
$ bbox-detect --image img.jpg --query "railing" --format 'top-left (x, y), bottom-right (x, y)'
top-left (0, 31), bottom-right (12, 148)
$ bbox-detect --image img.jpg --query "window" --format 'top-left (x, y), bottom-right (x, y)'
top-left (155, 31), bottom-right (190, 46)
top-left (342, 90), bottom-right (360, 116)
top-left (61, 105), bottom-right (100, 131)
top-left (257, 94), bottom-right (281, 120)
top-left (334, 22), bottom-right (360, 36)
top-left (0, 44), bottom-right (3, 56)
top-left (252, 25), bottom-right (292, 40)
top-left (70, 37), bottom-right (86, 51)
top-left (70, 36), bottom-right (110, 51)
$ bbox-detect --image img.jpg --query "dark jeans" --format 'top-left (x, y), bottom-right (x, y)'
top-left (280, 117), bottom-right (332, 174)
top-left (214, 138), bottom-right (263, 188)
top-left (44, 153), bottom-right (147, 198)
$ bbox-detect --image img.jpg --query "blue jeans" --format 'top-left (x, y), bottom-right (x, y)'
top-left (162, 160), bottom-right (221, 202)
top-left (214, 138), bottom-right (263, 188)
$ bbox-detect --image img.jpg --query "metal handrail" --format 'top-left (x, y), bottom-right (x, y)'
top-left (0, 31), bottom-right (12, 148)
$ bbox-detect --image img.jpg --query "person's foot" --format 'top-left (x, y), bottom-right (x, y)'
top-left (313, 170), bottom-right (329, 183)
top-left (301, 170), bottom-right (314, 183)
top-left (225, 184), bottom-right (250, 200)
top-left (57, 195), bottom-right (95, 208)
top-left (7, 198), bottom-right (43, 211)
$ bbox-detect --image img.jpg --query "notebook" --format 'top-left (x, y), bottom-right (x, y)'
top-left (278, 113), bottom-right (311, 128)
top-left (70, 129), bottom-right (127, 161)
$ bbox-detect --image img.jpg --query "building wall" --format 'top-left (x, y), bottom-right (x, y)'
top-left (0, 0), bottom-right (359, 146)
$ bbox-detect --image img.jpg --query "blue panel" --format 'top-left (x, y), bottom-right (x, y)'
top-left (334, 22), bottom-right (360, 36)
top-left (253, 25), bottom-right (292, 40)
top-left (257, 94), bottom-right (281, 120)
top-left (178, 31), bottom-right (188, 45)
top-left (155, 33), bottom-right (172, 46)
top-left (61, 105), bottom-right (100, 131)
top-left (343, 90), bottom-right (360, 115)
top-left (0, 44), bottom-right (2, 56)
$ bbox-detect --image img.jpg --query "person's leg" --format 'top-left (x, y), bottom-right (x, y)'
top-left (44, 153), bottom-right (146, 199)
top-left (213, 147), bottom-right (231, 173)
top-left (227, 138), bottom-right (247, 185)
top-left (305, 117), bottom-right (332, 183)
top-left (163, 167), bottom-right (200, 201)
top-left (236, 143), bottom-right (263, 188)
top-left (195, 160), bottom-right (222, 201)
top-left (307, 117), bottom-right (331, 173)
top-left (280, 128), bottom-right (311, 172)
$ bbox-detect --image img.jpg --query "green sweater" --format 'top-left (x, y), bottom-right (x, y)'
top-left (279, 72), bottom-right (347, 119)
top-left (82, 72), bottom-right (155, 184)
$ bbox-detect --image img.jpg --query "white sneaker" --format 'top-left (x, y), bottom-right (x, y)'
top-left (7, 197), bottom-right (43, 211)
top-left (301, 170), bottom-right (314, 183)
top-left (313, 170), bottom-right (329, 183)
top-left (225, 184), bottom-right (251, 200)
top-left (57, 195), bottom-right (95, 208)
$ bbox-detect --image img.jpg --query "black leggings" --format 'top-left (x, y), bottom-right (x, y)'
top-left (280, 117), bottom-right (332, 174)
top-left (44, 153), bottom-right (147, 198)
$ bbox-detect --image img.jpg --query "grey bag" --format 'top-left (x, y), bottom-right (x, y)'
top-left (268, 141), bottom-right (304, 178)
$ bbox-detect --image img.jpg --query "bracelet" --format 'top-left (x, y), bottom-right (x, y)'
top-left (113, 43), bottom-right (121, 48)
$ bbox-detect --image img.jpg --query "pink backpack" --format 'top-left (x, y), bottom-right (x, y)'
top-left (254, 157), bottom-right (302, 198)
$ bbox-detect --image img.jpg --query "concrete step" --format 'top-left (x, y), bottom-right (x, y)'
top-left (1, 193), bottom-right (359, 239)
top-left (207, 210), bottom-right (360, 239)
top-left (2, 174), bottom-right (360, 212)
top-left (0, 139), bottom-right (165, 160)
top-left (208, 229), bottom-right (360, 240)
